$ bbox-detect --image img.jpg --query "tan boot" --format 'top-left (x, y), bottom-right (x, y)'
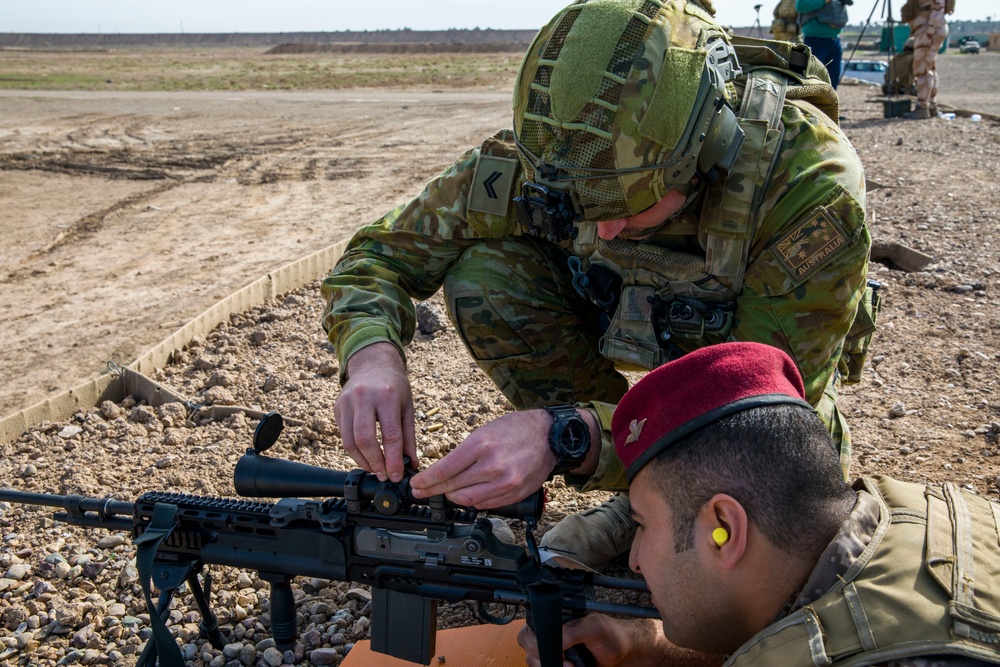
top-left (904, 106), bottom-right (932, 120)
top-left (539, 493), bottom-right (637, 571)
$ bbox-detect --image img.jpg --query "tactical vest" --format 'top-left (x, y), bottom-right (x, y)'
top-left (798, 0), bottom-right (850, 29)
top-left (775, 0), bottom-right (800, 21)
top-left (569, 37), bottom-right (841, 371)
top-left (726, 476), bottom-right (1000, 667)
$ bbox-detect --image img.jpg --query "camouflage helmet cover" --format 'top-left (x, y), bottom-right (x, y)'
top-left (513, 0), bottom-right (745, 222)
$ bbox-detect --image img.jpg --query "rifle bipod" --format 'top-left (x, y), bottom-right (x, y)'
top-left (135, 560), bottom-right (224, 666)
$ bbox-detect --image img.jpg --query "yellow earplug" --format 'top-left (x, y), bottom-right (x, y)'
top-left (712, 527), bottom-right (729, 547)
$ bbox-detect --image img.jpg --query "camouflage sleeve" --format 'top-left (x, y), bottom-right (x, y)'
top-left (565, 401), bottom-right (628, 492)
top-left (321, 140), bottom-right (520, 380)
top-left (737, 99), bottom-right (870, 407)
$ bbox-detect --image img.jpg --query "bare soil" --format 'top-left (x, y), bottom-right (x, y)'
top-left (0, 50), bottom-right (998, 666)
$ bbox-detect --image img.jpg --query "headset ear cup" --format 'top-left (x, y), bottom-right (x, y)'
top-left (697, 104), bottom-right (745, 179)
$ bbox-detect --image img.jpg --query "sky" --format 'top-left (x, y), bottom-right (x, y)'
top-left (0, 0), bottom-right (994, 34)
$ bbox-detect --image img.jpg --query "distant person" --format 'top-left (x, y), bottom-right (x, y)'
top-left (902, 0), bottom-right (956, 118)
top-left (771, 0), bottom-right (800, 41)
top-left (518, 342), bottom-right (1000, 667)
top-left (796, 0), bottom-right (851, 88)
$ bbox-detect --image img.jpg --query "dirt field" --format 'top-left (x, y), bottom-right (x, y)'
top-left (0, 87), bottom-right (514, 416)
top-left (0, 47), bottom-right (998, 666)
top-left (1, 50), bottom-right (997, 418)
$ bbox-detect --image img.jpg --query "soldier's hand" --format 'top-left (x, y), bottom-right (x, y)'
top-left (517, 616), bottom-right (719, 667)
top-left (334, 342), bottom-right (416, 483)
top-left (517, 615), bottom-right (658, 667)
top-left (409, 409), bottom-right (556, 509)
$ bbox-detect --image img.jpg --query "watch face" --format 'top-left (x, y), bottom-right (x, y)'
top-left (560, 418), bottom-right (590, 458)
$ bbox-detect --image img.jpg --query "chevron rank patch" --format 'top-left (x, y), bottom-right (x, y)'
top-left (469, 154), bottom-right (518, 217)
top-left (773, 207), bottom-right (849, 282)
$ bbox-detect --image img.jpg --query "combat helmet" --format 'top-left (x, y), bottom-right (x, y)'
top-left (512, 0), bottom-right (746, 240)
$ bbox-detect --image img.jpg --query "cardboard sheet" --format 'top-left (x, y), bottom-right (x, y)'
top-left (342, 620), bottom-right (527, 667)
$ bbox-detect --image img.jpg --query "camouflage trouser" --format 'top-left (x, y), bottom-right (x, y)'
top-left (442, 237), bottom-right (629, 410)
top-left (442, 237), bottom-right (853, 477)
top-left (912, 12), bottom-right (949, 110)
top-left (818, 367), bottom-right (852, 478)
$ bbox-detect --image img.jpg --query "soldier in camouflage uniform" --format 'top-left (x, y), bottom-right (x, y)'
top-left (903, 0), bottom-right (955, 118)
top-left (518, 343), bottom-right (1000, 667)
top-left (771, 0), bottom-right (800, 42)
top-left (884, 37), bottom-right (917, 96)
top-left (322, 0), bottom-right (872, 570)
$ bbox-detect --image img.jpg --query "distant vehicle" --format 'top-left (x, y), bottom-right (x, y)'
top-left (959, 39), bottom-right (981, 54)
top-left (841, 59), bottom-right (889, 85)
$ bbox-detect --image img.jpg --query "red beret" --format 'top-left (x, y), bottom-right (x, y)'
top-left (613, 342), bottom-right (813, 481)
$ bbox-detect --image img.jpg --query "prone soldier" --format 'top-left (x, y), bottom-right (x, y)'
top-left (518, 342), bottom-right (1000, 667)
top-left (884, 37), bottom-right (918, 96)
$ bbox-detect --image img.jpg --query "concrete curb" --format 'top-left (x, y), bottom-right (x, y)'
top-left (0, 240), bottom-right (347, 445)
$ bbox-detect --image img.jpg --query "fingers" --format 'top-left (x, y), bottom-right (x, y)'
top-left (334, 393), bottom-right (378, 474)
top-left (517, 622), bottom-right (584, 667)
top-left (334, 343), bottom-right (414, 482)
top-left (409, 445), bottom-right (509, 507)
top-left (517, 624), bottom-right (542, 667)
top-left (374, 399), bottom-right (414, 482)
top-left (409, 441), bottom-right (538, 508)
top-left (337, 397), bottom-right (411, 482)
top-left (410, 411), bottom-right (554, 507)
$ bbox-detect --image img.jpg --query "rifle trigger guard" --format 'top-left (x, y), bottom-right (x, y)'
top-left (476, 601), bottom-right (518, 625)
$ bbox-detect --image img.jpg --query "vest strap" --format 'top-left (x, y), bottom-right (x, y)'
top-left (700, 69), bottom-right (787, 290)
top-left (804, 607), bottom-right (834, 667)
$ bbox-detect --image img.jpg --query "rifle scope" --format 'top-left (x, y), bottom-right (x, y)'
top-left (233, 451), bottom-right (543, 523)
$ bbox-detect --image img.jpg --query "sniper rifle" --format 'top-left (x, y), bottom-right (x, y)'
top-left (0, 412), bottom-right (658, 667)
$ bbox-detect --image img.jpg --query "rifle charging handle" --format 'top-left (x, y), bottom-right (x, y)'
top-left (464, 524), bottom-right (490, 556)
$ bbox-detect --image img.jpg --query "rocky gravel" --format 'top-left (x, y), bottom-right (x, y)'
top-left (0, 289), bottom-right (587, 667)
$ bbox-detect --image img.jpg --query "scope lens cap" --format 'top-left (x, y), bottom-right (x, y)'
top-left (253, 412), bottom-right (284, 453)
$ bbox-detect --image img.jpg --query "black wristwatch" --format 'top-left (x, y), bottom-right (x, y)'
top-left (544, 405), bottom-right (591, 475)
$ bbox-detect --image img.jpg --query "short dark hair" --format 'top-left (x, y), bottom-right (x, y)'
top-left (646, 404), bottom-right (855, 558)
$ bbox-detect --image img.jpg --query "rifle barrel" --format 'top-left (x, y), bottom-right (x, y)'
top-left (0, 489), bottom-right (136, 531)
top-left (0, 489), bottom-right (134, 516)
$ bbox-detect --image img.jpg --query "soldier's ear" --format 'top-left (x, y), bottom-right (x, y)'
top-left (698, 493), bottom-right (747, 568)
